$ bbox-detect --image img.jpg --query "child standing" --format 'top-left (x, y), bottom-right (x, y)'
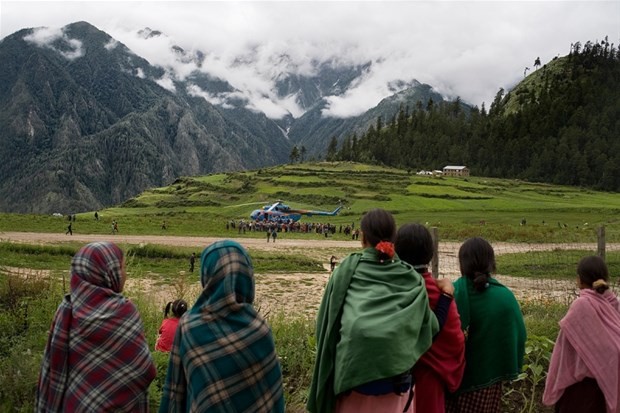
top-left (155, 299), bottom-right (188, 352)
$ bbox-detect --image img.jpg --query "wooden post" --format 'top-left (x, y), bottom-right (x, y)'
top-left (597, 226), bottom-right (606, 261)
top-left (431, 227), bottom-right (439, 279)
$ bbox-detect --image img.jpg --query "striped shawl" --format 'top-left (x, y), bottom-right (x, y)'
top-left (159, 240), bottom-right (284, 413)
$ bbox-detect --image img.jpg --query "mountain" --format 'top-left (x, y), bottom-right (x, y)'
top-left (0, 21), bottom-right (462, 213)
top-left (0, 22), bottom-right (291, 213)
top-left (329, 40), bottom-right (620, 192)
top-left (287, 82), bottom-right (448, 156)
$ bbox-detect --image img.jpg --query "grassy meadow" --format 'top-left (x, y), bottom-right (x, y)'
top-left (1, 162), bottom-right (620, 411)
top-left (1, 162), bottom-right (619, 243)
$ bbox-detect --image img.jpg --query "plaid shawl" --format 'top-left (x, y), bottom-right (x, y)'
top-left (159, 240), bottom-right (284, 413)
top-left (35, 242), bottom-right (156, 412)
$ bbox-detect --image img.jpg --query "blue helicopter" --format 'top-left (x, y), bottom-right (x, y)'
top-left (250, 201), bottom-right (342, 222)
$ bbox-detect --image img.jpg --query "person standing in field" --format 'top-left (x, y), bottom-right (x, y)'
top-left (543, 255), bottom-right (620, 413)
top-left (35, 242), bottom-right (156, 412)
top-left (188, 252), bottom-right (196, 273)
top-left (159, 240), bottom-right (284, 412)
top-left (447, 237), bottom-right (526, 413)
top-left (307, 208), bottom-right (438, 413)
top-left (395, 223), bottom-right (466, 413)
top-left (329, 255), bottom-right (337, 272)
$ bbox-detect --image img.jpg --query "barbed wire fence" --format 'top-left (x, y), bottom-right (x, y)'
top-left (431, 226), bottom-right (618, 303)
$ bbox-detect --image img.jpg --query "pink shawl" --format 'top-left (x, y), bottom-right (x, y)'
top-left (543, 289), bottom-right (620, 413)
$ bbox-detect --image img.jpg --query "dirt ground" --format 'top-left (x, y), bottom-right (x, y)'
top-left (2, 231), bottom-right (617, 316)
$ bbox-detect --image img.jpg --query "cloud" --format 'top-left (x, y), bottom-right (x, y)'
top-left (23, 26), bottom-right (84, 60)
top-left (104, 38), bottom-right (118, 51)
top-left (154, 73), bottom-right (176, 92)
top-left (4, 1), bottom-right (619, 118)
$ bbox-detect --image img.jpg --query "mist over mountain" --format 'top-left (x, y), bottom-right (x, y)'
top-left (0, 21), bottom-right (453, 213)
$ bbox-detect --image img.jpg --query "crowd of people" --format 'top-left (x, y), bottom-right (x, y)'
top-left (229, 218), bottom-right (361, 239)
top-left (35, 208), bottom-right (620, 412)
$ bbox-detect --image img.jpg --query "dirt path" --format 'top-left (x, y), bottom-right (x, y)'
top-left (0, 231), bottom-right (360, 251)
top-left (2, 231), bottom-right (616, 316)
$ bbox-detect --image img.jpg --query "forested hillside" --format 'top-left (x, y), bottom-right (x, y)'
top-left (0, 22), bottom-right (291, 214)
top-left (330, 39), bottom-right (620, 191)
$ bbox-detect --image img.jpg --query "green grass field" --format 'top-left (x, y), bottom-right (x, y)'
top-left (3, 162), bottom-right (618, 412)
top-left (1, 162), bottom-right (619, 243)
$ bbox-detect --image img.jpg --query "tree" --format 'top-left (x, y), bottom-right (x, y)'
top-left (300, 145), bottom-right (307, 162)
top-left (326, 137), bottom-right (338, 161)
top-left (289, 146), bottom-right (300, 164)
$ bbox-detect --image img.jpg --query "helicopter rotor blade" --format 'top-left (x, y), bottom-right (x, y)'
top-left (224, 201), bottom-right (266, 208)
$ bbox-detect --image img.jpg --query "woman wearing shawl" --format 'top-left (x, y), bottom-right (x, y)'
top-left (543, 255), bottom-right (620, 413)
top-left (395, 223), bottom-right (466, 413)
top-left (447, 237), bottom-right (526, 413)
top-left (307, 208), bottom-right (439, 413)
top-left (35, 241), bottom-right (156, 412)
top-left (159, 240), bottom-right (284, 413)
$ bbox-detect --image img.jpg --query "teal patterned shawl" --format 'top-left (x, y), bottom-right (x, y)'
top-left (159, 240), bottom-right (284, 413)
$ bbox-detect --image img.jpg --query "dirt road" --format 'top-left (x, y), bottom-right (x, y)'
top-left (0, 231), bottom-right (359, 251)
top-left (2, 231), bottom-right (615, 315)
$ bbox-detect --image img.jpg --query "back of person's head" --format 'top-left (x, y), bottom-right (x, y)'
top-left (201, 240), bottom-right (255, 306)
top-left (577, 255), bottom-right (610, 293)
top-left (395, 223), bottom-right (433, 269)
top-left (71, 241), bottom-right (125, 293)
top-left (164, 299), bottom-right (188, 318)
top-left (458, 237), bottom-right (496, 292)
top-left (361, 209), bottom-right (397, 261)
top-left (360, 208), bottom-right (396, 246)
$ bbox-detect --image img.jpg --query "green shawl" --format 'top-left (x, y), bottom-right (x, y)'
top-left (453, 277), bottom-right (527, 394)
top-left (307, 248), bottom-right (439, 413)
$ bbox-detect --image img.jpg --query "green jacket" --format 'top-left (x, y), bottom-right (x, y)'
top-left (453, 276), bottom-right (527, 394)
top-left (307, 248), bottom-right (439, 413)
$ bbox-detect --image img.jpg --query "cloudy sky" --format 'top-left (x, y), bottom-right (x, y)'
top-left (1, 1), bottom-right (618, 118)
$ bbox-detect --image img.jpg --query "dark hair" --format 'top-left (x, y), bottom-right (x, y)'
top-left (164, 299), bottom-right (188, 318)
top-left (395, 223), bottom-right (433, 269)
top-left (577, 256), bottom-right (610, 293)
top-left (360, 209), bottom-right (396, 247)
top-left (458, 237), bottom-right (496, 292)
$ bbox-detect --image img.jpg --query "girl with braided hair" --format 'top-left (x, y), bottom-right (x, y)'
top-left (155, 299), bottom-right (188, 353)
top-left (447, 237), bottom-right (526, 413)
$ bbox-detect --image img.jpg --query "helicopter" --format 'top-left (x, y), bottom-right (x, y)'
top-left (250, 201), bottom-right (342, 222)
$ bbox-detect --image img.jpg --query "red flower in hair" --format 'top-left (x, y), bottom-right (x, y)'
top-left (375, 241), bottom-right (395, 259)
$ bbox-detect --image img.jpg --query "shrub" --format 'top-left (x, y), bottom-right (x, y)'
top-left (269, 313), bottom-right (315, 410)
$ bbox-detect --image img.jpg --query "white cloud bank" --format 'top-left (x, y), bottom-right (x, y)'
top-left (3, 1), bottom-right (619, 118)
top-left (23, 26), bottom-right (84, 60)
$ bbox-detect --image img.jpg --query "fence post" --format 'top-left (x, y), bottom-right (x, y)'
top-left (597, 225), bottom-right (606, 261)
top-left (431, 227), bottom-right (439, 279)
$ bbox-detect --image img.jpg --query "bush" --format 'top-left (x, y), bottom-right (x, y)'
top-left (0, 271), bottom-right (63, 411)
top-left (269, 313), bottom-right (315, 410)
